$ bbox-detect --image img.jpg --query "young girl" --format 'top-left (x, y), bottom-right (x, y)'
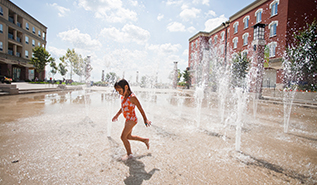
top-left (112, 79), bottom-right (151, 160)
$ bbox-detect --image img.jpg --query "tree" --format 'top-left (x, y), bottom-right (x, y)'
top-left (30, 46), bottom-right (55, 80)
top-left (231, 52), bottom-right (250, 87)
top-left (182, 68), bottom-right (191, 89)
top-left (73, 55), bottom-right (85, 81)
top-left (50, 61), bottom-right (58, 78)
top-left (59, 48), bottom-right (79, 80)
top-left (286, 20), bottom-right (317, 90)
top-left (105, 72), bottom-right (118, 84)
top-left (58, 63), bottom-right (67, 77)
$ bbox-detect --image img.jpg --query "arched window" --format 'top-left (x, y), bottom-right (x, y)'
top-left (233, 37), bottom-right (238, 49)
top-left (255, 8), bottom-right (263, 23)
top-left (270, 0), bottom-right (279, 16)
top-left (242, 33), bottom-right (249, 46)
top-left (243, 16), bottom-right (250, 29)
top-left (269, 21), bottom-right (278, 37)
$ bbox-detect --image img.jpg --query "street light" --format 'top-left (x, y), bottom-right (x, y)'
top-left (252, 23), bottom-right (266, 51)
top-left (222, 21), bottom-right (230, 66)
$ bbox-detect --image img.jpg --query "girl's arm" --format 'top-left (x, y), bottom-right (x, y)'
top-left (112, 108), bottom-right (122, 122)
top-left (130, 96), bottom-right (151, 127)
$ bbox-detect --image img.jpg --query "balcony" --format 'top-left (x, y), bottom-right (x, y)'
top-left (9, 17), bottom-right (14, 24)
top-left (16, 52), bottom-right (21, 57)
top-left (8, 33), bottom-right (14, 40)
top-left (17, 22), bottom-right (21, 28)
top-left (17, 37), bottom-right (21, 43)
top-left (8, 50), bottom-right (13, 55)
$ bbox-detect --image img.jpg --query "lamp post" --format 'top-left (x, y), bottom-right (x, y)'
top-left (251, 23), bottom-right (266, 99)
top-left (222, 21), bottom-right (230, 66)
top-left (173, 61), bottom-right (178, 89)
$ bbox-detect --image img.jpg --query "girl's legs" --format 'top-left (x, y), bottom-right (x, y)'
top-left (121, 120), bottom-right (149, 158)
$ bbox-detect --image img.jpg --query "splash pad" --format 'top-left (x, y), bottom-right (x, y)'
top-left (0, 86), bottom-right (316, 184)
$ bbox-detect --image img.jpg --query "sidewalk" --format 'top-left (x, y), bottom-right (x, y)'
top-left (0, 82), bottom-right (82, 95)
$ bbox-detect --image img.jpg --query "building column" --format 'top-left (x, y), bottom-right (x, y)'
top-left (14, 14), bottom-right (17, 24)
top-left (7, 64), bottom-right (12, 77)
top-left (250, 40), bottom-right (265, 98)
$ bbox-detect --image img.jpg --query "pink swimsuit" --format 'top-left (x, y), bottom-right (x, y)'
top-left (121, 93), bottom-right (138, 123)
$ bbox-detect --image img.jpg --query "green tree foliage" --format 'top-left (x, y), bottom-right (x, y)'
top-left (231, 52), bottom-right (250, 87)
top-left (58, 63), bottom-right (67, 77)
top-left (105, 72), bottom-right (118, 84)
top-left (50, 61), bottom-right (58, 77)
top-left (59, 48), bottom-right (80, 80)
top-left (182, 68), bottom-right (191, 89)
top-left (286, 20), bottom-right (317, 90)
top-left (30, 46), bottom-right (55, 80)
top-left (73, 55), bottom-right (85, 79)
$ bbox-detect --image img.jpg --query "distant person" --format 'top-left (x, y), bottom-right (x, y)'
top-left (112, 79), bottom-right (151, 161)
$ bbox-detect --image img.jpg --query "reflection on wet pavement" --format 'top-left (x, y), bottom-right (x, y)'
top-left (0, 87), bottom-right (316, 184)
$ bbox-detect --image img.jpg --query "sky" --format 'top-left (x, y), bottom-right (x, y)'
top-left (11, 0), bottom-right (253, 83)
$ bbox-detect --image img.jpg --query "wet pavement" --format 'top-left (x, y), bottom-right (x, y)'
top-left (0, 87), bottom-right (316, 184)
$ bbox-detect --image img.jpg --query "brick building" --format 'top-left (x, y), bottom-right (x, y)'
top-left (0, 0), bottom-right (47, 81)
top-left (188, 0), bottom-right (317, 88)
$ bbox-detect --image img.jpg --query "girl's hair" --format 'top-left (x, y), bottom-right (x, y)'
top-left (114, 79), bottom-right (132, 94)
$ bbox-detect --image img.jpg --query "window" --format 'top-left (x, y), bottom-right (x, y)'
top-left (233, 37), bottom-right (238, 49)
top-left (32, 39), bottom-right (35, 46)
top-left (233, 22), bottom-right (239, 34)
top-left (270, 0), bottom-right (279, 16)
top-left (255, 9), bottom-right (263, 23)
top-left (26, 23), bottom-right (29, 30)
top-left (195, 40), bottom-right (198, 48)
top-left (242, 33), bottom-right (249, 46)
top-left (38, 30), bottom-right (41, 37)
top-left (221, 45), bottom-right (224, 54)
top-left (42, 32), bottom-right (45, 40)
top-left (268, 42), bottom-right (277, 57)
top-left (38, 42), bottom-right (40, 46)
top-left (0, 42), bottom-right (2, 51)
top-left (221, 31), bottom-right (225, 41)
top-left (242, 50), bottom-right (248, 57)
top-left (0, 6), bottom-right (3, 16)
top-left (208, 38), bottom-right (212, 46)
top-left (269, 21), bottom-right (278, 37)
top-left (243, 16), bottom-right (250, 29)
top-left (32, 27), bottom-right (35, 34)
top-left (191, 42), bottom-right (194, 50)
top-left (0, 24), bottom-right (2, 33)
top-left (25, 36), bottom-right (29, 44)
top-left (25, 50), bottom-right (29, 58)
top-left (214, 35), bottom-right (218, 44)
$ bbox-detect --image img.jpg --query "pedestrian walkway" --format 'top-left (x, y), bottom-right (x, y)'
top-left (0, 82), bottom-right (82, 95)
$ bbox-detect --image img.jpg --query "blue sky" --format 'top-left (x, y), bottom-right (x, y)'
top-left (11, 0), bottom-right (253, 83)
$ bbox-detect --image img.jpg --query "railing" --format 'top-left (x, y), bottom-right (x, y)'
top-left (8, 50), bottom-right (13, 55)
top-left (17, 37), bottom-right (21, 42)
top-left (16, 52), bottom-right (21, 57)
top-left (17, 22), bottom-right (21, 27)
top-left (8, 33), bottom-right (14, 39)
top-left (9, 17), bottom-right (14, 23)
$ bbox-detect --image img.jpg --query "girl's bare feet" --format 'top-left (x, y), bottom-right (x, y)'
top-left (144, 139), bottom-right (150, 149)
top-left (121, 154), bottom-right (133, 161)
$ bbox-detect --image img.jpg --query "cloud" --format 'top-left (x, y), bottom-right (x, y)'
top-left (165, 0), bottom-right (183, 6)
top-left (167, 22), bottom-right (186, 32)
top-left (206, 10), bottom-right (216, 17)
top-left (49, 3), bottom-right (70, 17)
top-left (180, 7), bottom-right (201, 21)
top-left (147, 43), bottom-right (182, 55)
top-left (187, 26), bottom-right (196, 33)
top-left (193, 0), bottom-right (210, 6)
top-left (204, 14), bottom-right (227, 31)
top-left (183, 49), bottom-right (188, 56)
top-left (100, 24), bottom-right (150, 45)
top-left (47, 46), bottom-right (66, 58)
top-left (77, 0), bottom-right (137, 22)
top-left (57, 28), bottom-right (102, 50)
top-left (157, 14), bottom-right (164, 21)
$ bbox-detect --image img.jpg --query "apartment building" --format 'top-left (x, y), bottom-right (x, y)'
top-left (188, 0), bottom-right (316, 88)
top-left (0, 0), bottom-right (47, 81)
